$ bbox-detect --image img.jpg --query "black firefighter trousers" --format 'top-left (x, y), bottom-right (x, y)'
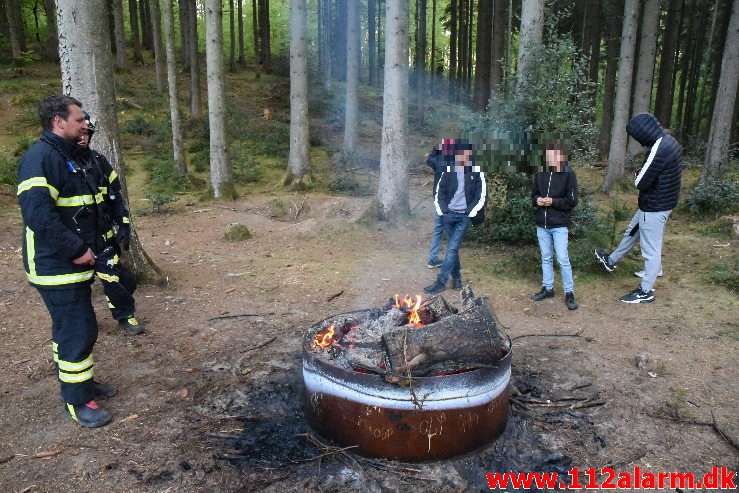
top-left (95, 251), bottom-right (136, 321)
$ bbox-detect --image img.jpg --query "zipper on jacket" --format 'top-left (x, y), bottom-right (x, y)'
top-left (544, 172), bottom-right (553, 228)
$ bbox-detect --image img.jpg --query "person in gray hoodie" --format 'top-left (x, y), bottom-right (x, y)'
top-left (594, 113), bottom-right (682, 303)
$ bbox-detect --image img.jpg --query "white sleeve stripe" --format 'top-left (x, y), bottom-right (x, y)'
top-left (635, 137), bottom-right (662, 187)
top-left (469, 173), bottom-right (487, 217)
top-left (434, 172), bottom-right (444, 216)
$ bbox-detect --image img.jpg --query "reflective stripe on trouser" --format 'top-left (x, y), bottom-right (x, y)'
top-left (95, 255), bottom-right (136, 320)
top-left (37, 285), bottom-right (98, 405)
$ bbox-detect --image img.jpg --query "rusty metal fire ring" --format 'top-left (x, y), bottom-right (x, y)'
top-left (303, 308), bottom-right (511, 462)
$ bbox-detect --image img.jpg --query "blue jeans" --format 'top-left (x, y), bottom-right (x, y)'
top-left (536, 226), bottom-right (574, 294)
top-left (428, 213), bottom-right (444, 262)
top-left (437, 212), bottom-right (470, 284)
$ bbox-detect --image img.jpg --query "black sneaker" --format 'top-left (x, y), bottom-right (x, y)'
top-left (119, 316), bottom-right (144, 335)
top-left (427, 258), bottom-right (443, 269)
top-left (619, 287), bottom-right (655, 303)
top-left (594, 248), bottom-right (616, 273)
top-left (565, 292), bottom-right (579, 310)
top-left (64, 400), bottom-right (111, 428)
top-left (92, 379), bottom-right (117, 399)
top-left (423, 281), bottom-right (446, 294)
top-left (531, 287), bottom-right (555, 301)
top-left (451, 278), bottom-right (462, 289)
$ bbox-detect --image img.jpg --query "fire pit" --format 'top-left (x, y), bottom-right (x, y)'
top-left (302, 288), bottom-right (511, 461)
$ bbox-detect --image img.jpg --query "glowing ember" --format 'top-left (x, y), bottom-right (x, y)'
top-left (312, 324), bottom-right (337, 348)
top-left (394, 294), bottom-right (424, 326)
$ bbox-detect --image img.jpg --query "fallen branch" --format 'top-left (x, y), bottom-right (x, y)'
top-left (207, 313), bottom-right (260, 321)
top-left (32, 450), bottom-right (62, 459)
top-left (511, 330), bottom-right (593, 342)
top-left (239, 336), bottom-right (278, 353)
top-left (646, 410), bottom-right (739, 451)
top-left (326, 290), bottom-right (344, 302)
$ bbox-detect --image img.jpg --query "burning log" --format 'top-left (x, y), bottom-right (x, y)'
top-left (382, 295), bottom-right (504, 377)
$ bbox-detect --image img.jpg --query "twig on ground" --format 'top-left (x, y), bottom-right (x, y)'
top-left (208, 313), bottom-right (260, 321)
top-left (646, 410), bottom-right (739, 451)
top-left (511, 330), bottom-right (593, 342)
top-left (293, 196), bottom-right (307, 220)
top-left (239, 336), bottom-right (278, 353)
top-left (326, 290), bottom-right (344, 302)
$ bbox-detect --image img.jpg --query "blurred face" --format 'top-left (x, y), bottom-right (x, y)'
top-left (77, 128), bottom-right (90, 148)
top-left (545, 148), bottom-right (565, 171)
top-left (455, 149), bottom-right (472, 165)
top-left (54, 104), bottom-right (86, 141)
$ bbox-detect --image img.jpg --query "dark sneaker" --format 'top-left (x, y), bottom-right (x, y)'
top-left (619, 287), bottom-right (655, 303)
top-left (119, 316), bottom-right (144, 335)
top-left (531, 287), bottom-right (555, 301)
top-left (634, 269), bottom-right (663, 278)
top-left (565, 292), bottom-right (579, 310)
top-left (427, 258), bottom-right (443, 269)
top-left (594, 248), bottom-right (616, 273)
top-left (423, 281), bottom-right (446, 294)
top-left (64, 400), bottom-right (111, 428)
top-left (92, 379), bottom-right (117, 399)
top-left (451, 278), bottom-right (462, 289)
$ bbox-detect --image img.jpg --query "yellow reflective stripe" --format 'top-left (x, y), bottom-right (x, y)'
top-left (109, 170), bottom-right (118, 182)
top-left (27, 270), bottom-right (94, 286)
top-left (105, 296), bottom-right (115, 309)
top-left (57, 354), bottom-right (93, 372)
top-left (59, 368), bottom-right (93, 383)
top-left (52, 341), bottom-right (59, 362)
top-left (55, 193), bottom-right (104, 207)
top-left (121, 217), bottom-right (130, 225)
top-left (66, 403), bottom-right (79, 420)
top-left (97, 272), bottom-right (120, 283)
top-left (104, 229), bottom-right (114, 239)
top-left (17, 177), bottom-right (60, 200)
top-left (25, 227), bottom-right (37, 279)
top-left (100, 186), bottom-right (108, 194)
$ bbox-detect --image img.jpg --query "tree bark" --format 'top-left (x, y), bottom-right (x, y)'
top-left (654, 0), bottom-right (683, 127)
top-left (285, 0), bottom-right (311, 186)
top-left (4, 0), bottom-right (27, 60)
top-left (376, 0), bottom-right (410, 220)
top-left (150, 0), bottom-right (166, 92)
top-left (430, 0), bottom-right (437, 95)
top-left (473, 0), bottom-right (492, 111)
top-left (229, 0), bottom-right (236, 71)
top-left (416, 0), bottom-right (427, 123)
top-left (449, 0), bottom-right (457, 98)
top-left (57, 0), bottom-right (165, 285)
top-left (129, 0), bottom-right (144, 63)
top-left (490, 0), bottom-right (505, 94)
top-left (205, 0), bottom-right (233, 198)
top-left (238, 0), bottom-right (245, 66)
top-left (627, 0), bottom-right (659, 157)
top-left (111, 0), bottom-right (128, 69)
top-left (43, 0), bottom-right (58, 61)
top-left (516, 0), bottom-right (544, 100)
top-left (187, 0), bottom-right (201, 120)
top-left (258, 0), bottom-right (271, 72)
top-left (179, 0), bottom-right (191, 67)
top-left (252, 0), bottom-right (259, 61)
top-left (369, 0), bottom-right (377, 86)
top-left (162, 0), bottom-right (187, 177)
top-left (702, 0), bottom-right (739, 182)
top-left (319, 0), bottom-right (331, 90)
top-left (597, 0), bottom-right (624, 158)
top-left (140, 0), bottom-right (153, 51)
top-left (602, 0), bottom-right (639, 194)
top-left (344, 0), bottom-right (360, 156)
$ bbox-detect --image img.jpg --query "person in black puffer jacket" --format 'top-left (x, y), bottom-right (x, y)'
top-left (594, 113), bottom-right (683, 304)
top-left (531, 141), bottom-right (579, 310)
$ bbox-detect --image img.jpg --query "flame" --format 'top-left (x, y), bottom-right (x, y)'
top-left (394, 294), bottom-right (424, 326)
top-left (312, 324), bottom-right (336, 348)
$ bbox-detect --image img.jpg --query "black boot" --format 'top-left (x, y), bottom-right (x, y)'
top-left (532, 287), bottom-right (555, 301)
top-left (64, 400), bottom-right (111, 428)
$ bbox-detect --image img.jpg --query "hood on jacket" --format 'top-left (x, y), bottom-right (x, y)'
top-left (626, 113), bottom-right (665, 147)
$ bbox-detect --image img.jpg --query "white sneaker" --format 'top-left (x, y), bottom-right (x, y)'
top-left (634, 269), bottom-right (663, 278)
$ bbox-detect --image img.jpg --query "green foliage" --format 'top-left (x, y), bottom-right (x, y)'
top-left (122, 115), bottom-right (171, 151)
top-left (145, 193), bottom-right (178, 214)
top-left (229, 141), bottom-right (264, 184)
top-left (706, 260), bottom-right (738, 293)
top-left (0, 155), bottom-right (16, 185)
top-left (224, 223), bottom-right (252, 241)
top-left (12, 50), bottom-right (41, 68)
top-left (329, 174), bottom-right (373, 197)
top-left (685, 169), bottom-right (739, 216)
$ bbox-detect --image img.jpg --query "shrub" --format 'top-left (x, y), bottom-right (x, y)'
top-left (685, 171), bottom-right (739, 216)
top-left (0, 155), bottom-right (16, 185)
top-left (229, 141), bottom-right (264, 184)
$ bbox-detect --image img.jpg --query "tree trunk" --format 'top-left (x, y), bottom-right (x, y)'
top-left (179, 0), bottom-right (191, 67)
top-left (188, 0), bottom-right (201, 120)
top-left (229, 0), bottom-right (236, 71)
top-left (344, 0), bottom-right (360, 156)
top-left (627, 0), bottom-right (659, 157)
top-left (150, 0), bottom-right (166, 92)
top-left (319, 0), bottom-right (331, 90)
top-left (162, 0), bottom-right (187, 177)
top-left (129, 0), bottom-right (144, 63)
top-left (702, 0), bottom-right (739, 182)
top-left (654, 0), bottom-right (683, 127)
top-left (416, 0), bottom-right (427, 123)
top-left (516, 0), bottom-right (544, 100)
top-left (43, 0), bottom-right (58, 61)
top-left (111, 0), bottom-right (128, 69)
top-left (582, 0), bottom-right (600, 86)
top-left (140, 0), bottom-right (153, 50)
top-left (285, 0), bottom-right (311, 186)
top-left (430, 0), bottom-right (437, 95)
top-left (258, 0), bottom-right (271, 72)
top-left (333, 0), bottom-right (347, 81)
top-left (4, 0), bottom-right (27, 60)
top-left (369, 0), bottom-right (376, 86)
top-left (597, 0), bottom-right (624, 158)
top-left (449, 0), bottom-right (457, 99)
top-left (252, 0), bottom-right (259, 61)
top-left (238, 0), bottom-right (245, 66)
top-left (205, 0), bottom-right (233, 198)
top-left (473, 0), bottom-right (492, 111)
top-left (490, 0), bottom-right (505, 94)
top-left (602, 0), bottom-right (638, 194)
top-left (376, 0), bottom-right (409, 220)
top-left (458, 0), bottom-right (467, 86)
top-left (57, 0), bottom-right (165, 285)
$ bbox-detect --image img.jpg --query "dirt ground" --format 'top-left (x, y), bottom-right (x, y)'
top-left (0, 156), bottom-right (737, 492)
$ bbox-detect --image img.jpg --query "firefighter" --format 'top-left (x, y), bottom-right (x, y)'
top-left (17, 94), bottom-right (115, 427)
top-left (75, 112), bottom-right (144, 336)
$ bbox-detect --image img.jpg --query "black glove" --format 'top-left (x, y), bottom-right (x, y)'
top-left (115, 226), bottom-right (131, 251)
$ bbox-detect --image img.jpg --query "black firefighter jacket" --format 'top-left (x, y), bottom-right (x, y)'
top-left (531, 163), bottom-right (578, 229)
top-left (626, 113), bottom-right (683, 212)
top-left (17, 131), bottom-right (108, 289)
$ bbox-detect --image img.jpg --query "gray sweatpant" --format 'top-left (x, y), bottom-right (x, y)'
top-left (610, 209), bottom-right (671, 292)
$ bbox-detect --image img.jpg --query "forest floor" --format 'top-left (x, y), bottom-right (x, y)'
top-left (0, 63), bottom-right (737, 492)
